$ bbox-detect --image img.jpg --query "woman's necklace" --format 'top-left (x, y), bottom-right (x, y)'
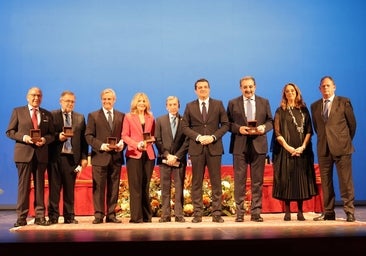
top-left (287, 106), bottom-right (304, 134)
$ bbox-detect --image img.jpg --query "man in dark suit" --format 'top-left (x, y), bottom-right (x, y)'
top-left (6, 87), bottom-right (55, 227)
top-left (227, 76), bottom-right (273, 222)
top-left (155, 96), bottom-right (189, 223)
top-left (311, 76), bottom-right (357, 222)
top-left (182, 78), bottom-right (229, 223)
top-left (85, 88), bottom-right (125, 224)
top-left (47, 91), bottom-right (89, 224)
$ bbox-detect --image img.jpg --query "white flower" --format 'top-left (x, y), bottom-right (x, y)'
top-left (222, 180), bottom-right (230, 189)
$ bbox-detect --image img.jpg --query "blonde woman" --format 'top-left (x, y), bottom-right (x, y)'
top-left (122, 92), bottom-right (156, 223)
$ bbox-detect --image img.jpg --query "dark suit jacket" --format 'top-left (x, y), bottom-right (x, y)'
top-left (311, 96), bottom-right (356, 156)
top-left (48, 109), bottom-right (89, 164)
top-left (182, 98), bottom-right (229, 156)
top-left (6, 105), bottom-right (55, 163)
top-left (85, 108), bottom-right (125, 166)
top-left (154, 113), bottom-right (189, 165)
top-left (227, 95), bottom-right (273, 154)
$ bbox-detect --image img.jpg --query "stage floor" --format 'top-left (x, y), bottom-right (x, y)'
top-left (1, 206), bottom-right (366, 255)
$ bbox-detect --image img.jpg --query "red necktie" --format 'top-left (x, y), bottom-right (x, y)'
top-left (32, 108), bottom-right (38, 129)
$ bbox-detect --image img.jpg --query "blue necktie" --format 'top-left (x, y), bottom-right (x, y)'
top-left (171, 116), bottom-right (177, 138)
top-left (64, 113), bottom-right (72, 153)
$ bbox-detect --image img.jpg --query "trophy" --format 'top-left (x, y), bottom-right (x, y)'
top-left (30, 129), bottom-right (41, 142)
top-left (107, 137), bottom-right (118, 149)
top-left (143, 132), bottom-right (155, 144)
top-left (247, 120), bottom-right (260, 135)
top-left (63, 126), bottom-right (73, 137)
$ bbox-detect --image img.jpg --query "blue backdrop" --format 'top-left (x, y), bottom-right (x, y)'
top-left (1, 0), bottom-right (365, 206)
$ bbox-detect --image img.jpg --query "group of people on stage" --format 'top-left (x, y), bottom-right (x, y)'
top-left (6, 75), bottom-right (357, 227)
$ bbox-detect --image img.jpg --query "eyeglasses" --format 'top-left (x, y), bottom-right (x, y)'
top-left (29, 94), bottom-right (42, 98)
top-left (62, 100), bottom-right (75, 103)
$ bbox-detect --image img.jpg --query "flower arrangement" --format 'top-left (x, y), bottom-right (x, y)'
top-left (116, 169), bottom-right (251, 218)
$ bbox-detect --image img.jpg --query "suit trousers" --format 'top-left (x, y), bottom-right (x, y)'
top-left (48, 154), bottom-right (77, 220)
top-left (92, 161), bottom-right (122, 219)
top-left (318, 153), bottom-right (355, 214)
top-left (233, 148), bottom-right (266, 216)
top-left (191, 146), bottom-right (223, 217)
top-left (159, 163), bottom-right (186, 218)
top-left (16, 155), bottom-right (47, 219)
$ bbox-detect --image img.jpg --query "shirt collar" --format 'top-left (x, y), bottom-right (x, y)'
top-left (243, 95), bottom-right (255, 101)
top-left (103, 108), bottom-right (113, 115)
top-left (199, 98), bottom-right (209, 105)
top-left (29, 105), bottom-right (39, 111)
top-left (323, 95), bottom-right (335, 103)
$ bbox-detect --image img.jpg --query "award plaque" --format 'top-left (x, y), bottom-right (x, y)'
top-left (247, 120), bottom-right (260, 135)
top-left (63, 126), bottom-right (73, 137)
top-left (107, 137), bottom-right (118, 149)
top-left (30, 129), bottom-right (41, 142)
top-left (162, 159), bottom-right (180, 167)
top-left (143, 132), bottom-right (155, 143)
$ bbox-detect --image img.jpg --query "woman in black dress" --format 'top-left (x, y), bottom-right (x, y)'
top-left (272, 83), bottom-right (318, 221)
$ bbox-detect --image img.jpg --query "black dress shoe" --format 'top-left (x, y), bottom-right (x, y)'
top-left (175, 216), bottom-right (186, 222)
top-left (212, 215), bottom-right (224, 223)
top-left (235, 215), bottom-right (244, 222)
top-left (14, 219), bottom-right (27, 227)
top-left (313, 213), bottom-right (336, 221)
top-left (250, 214), bottom-right (264, 222)
top-left (346, 213), bottom-right (355, 222)
top-left (64, 219), bottom-right (79, 224)
top-left (297, 212), bottom-right (305, 221)
top-left (49, 218), bottom-right (59, 224)
top-left (159, 217), bottom-right (171, 223)
top-left (191, 216), bottom-right (202, 223)
top-left (129, 219), bottom-right (143, 223)
top-left (284, 213), bottom-right (291, 221)
top-left (106, 217), bottom-right (122, 223)
top-left (34, 217), bottom-right (50, 226)
top-left (92, 218), bottom-right (103, 224)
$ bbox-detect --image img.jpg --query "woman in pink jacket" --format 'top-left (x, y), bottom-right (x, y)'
top-left (122, 92), bottom-right (156, 223)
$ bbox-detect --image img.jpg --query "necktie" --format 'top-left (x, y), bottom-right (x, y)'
top-left (202, 102), bottom-right (207, 122)
top-left (32, 108), bottom-right (38, 129)
top-left (323, 99), bottom-right (330, 121)
top-left (107, 111), bottom-right (113, 129)
top-left (64, 113), bottom-right (72, 152)
top-left (65, 113), bottom-right (71, 126)
top-left (246, 99), bottom-right (253, 120)
top-left (64, 113), bottom-right (72, 153)
top-left (171, 116), bottom-right (177, 138)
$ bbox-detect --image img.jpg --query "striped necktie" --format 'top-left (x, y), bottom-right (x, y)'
top-left (323, 99), bottom-right (330, 121)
